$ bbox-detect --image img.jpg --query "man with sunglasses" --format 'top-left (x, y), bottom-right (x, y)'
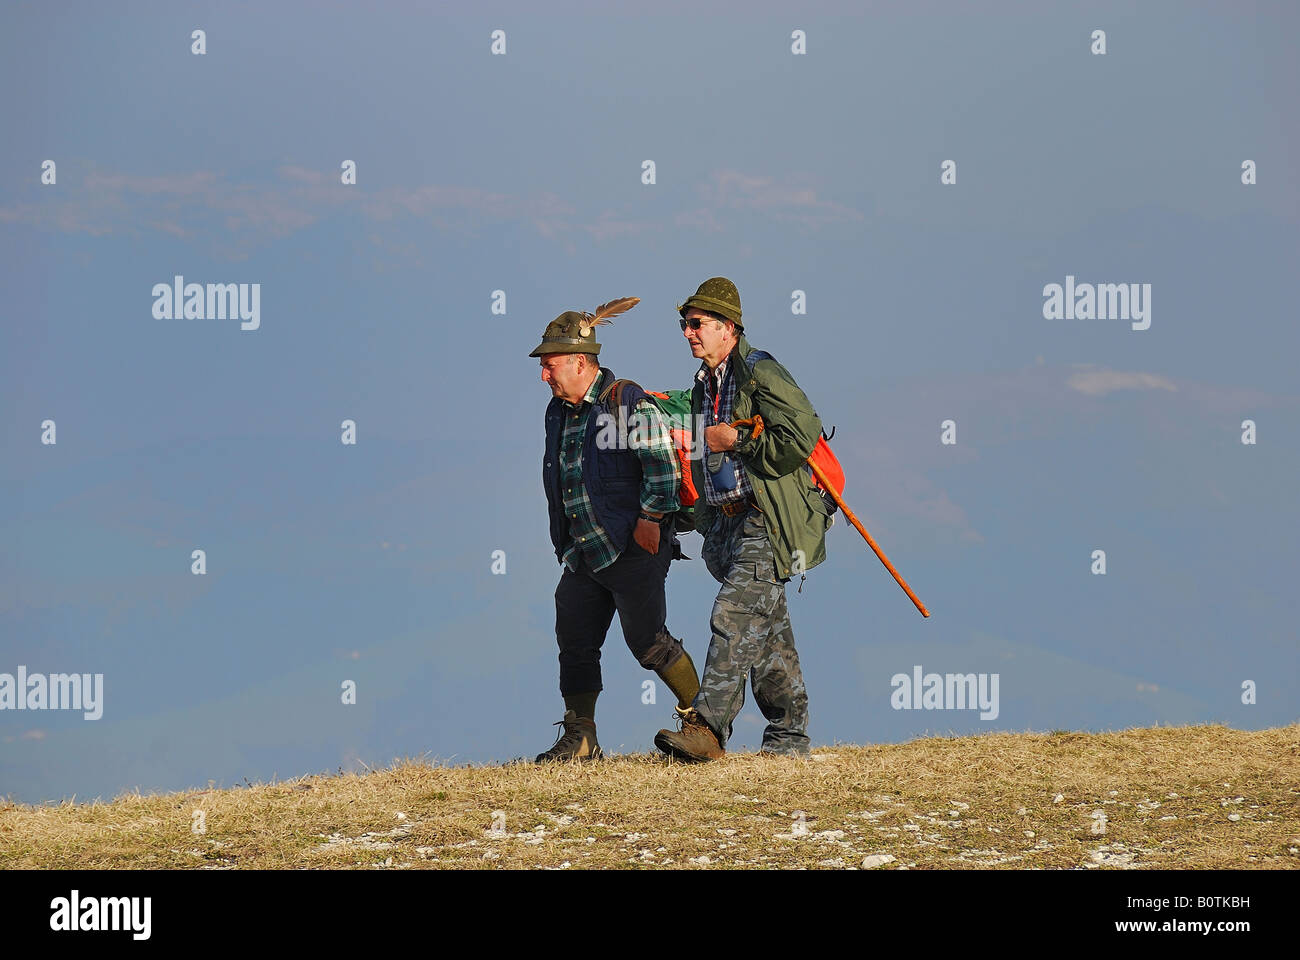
top-left (655, 278), bottom-right (833, 761)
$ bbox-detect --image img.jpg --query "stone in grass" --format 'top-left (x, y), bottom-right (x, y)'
top-left (862, 853), bottom-right (897, 869)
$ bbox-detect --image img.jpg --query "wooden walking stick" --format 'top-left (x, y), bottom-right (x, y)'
top-left (731, 415), bottom-right (930, 618)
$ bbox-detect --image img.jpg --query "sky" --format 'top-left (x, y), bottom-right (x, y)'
top-left (1, 0), bottom-right (1297, 804)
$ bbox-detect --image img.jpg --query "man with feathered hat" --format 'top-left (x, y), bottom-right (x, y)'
top-left (530, 298), bottom-right (701, 761)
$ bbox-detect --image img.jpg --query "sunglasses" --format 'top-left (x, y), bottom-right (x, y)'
top-left (679, 317), bottom-right (724, 331)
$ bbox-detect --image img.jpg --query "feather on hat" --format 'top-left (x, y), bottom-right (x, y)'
top-left (529, 296), bottom-right (640, 356)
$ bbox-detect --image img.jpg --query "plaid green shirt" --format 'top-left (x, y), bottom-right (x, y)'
top-left (560, 371), bottom-right (680, 572)
top-left (698, 357), bottom-right (754, 506)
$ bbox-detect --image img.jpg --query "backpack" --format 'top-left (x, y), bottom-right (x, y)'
top-left (599, 351), bottom-right (844, 532)
top-left (597, 379), bottom-right (699, 533)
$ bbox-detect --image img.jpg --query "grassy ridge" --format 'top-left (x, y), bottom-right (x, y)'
top-left (3, 723), bottom-right (1297, 869)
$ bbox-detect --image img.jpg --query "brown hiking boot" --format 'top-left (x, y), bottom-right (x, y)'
top-left (654, 707), bottom-right (725, 762)
top-left (535, 710), bottom-right (602, 762)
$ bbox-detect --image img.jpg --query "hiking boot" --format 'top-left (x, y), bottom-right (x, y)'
top-left (535, 710), bottom-right (602, 762)
top-left (654, 707), bottom-right (725, 762)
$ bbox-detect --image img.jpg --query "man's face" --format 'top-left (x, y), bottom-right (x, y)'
top-left (683, 308), bottom-right (734, 368)
top-left (539, 352), bottom-right (594, 403)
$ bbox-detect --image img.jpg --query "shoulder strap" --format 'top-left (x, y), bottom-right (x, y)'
top-left (597, 377), bottom-right (644, 412)
top-left (743, 348), bottom-right (833, 444)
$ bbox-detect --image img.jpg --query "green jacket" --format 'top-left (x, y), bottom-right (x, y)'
top-left (690, 335), bottom-right (833, 579)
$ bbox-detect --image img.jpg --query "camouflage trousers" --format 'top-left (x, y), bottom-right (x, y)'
top-left (692, 505), bottom-right (810, 754)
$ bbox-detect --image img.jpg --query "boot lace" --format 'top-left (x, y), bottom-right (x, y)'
top-left (671, 706), bottom-right (703, 732)
top-left (544, 716), bottom-right (585, 754)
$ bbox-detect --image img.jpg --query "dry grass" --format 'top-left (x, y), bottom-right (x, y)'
top-left (3, 723), bottom-right (1297, 869)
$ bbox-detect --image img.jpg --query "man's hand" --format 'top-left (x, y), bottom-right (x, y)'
top-left (704, 423), bottom-right (739, 451)
top-left (633, 517), bottom-right (661, 554)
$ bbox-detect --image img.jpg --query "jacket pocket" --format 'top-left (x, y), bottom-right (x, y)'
top-left (595, 448), bottom-right (641, 480)
top-left (798, 475), bottom-right (833, 527)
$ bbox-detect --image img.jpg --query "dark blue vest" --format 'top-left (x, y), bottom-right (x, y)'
top-left (542, 369), bottom-right (648, 563)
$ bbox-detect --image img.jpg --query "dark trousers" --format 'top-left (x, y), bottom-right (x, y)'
top-left (555, 522), bottom-right (683, 695)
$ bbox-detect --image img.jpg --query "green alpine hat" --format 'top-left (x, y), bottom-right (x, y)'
top-left (677, 277), bottom-right (743, 328)
top-left (529, 310), bottom-right (601, 357)
top-left (528, 297), bottom-right (641, 357)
